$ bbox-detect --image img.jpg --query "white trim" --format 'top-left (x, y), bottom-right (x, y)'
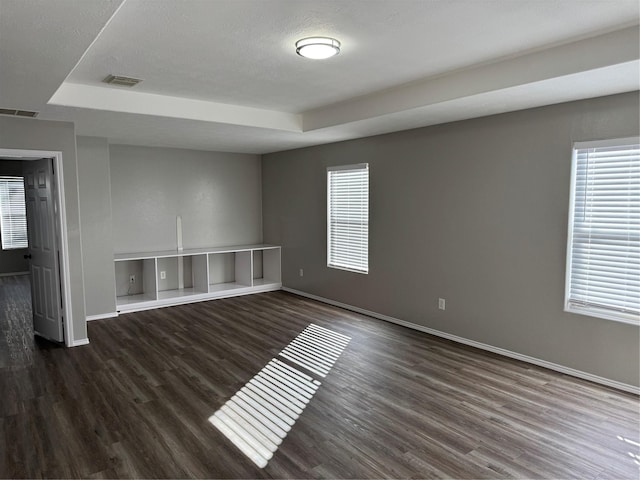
top-left (54, 151), bottom-right (75, 348)
top-left (0, 271), bottom-right (29, 277)
top-left (565, 139), bottom-right (640, 326)
top-left (70, 338), bottom-right (90, 347)
top-left (282, 287), bottom-right (640, 395)
top-left (326, 163), bottom-right (368, 172)
top-left (0, 149), bottom-right (75, 347)
top-left (566, 303), bottom-right (639, 326)
top-left (50, 83), bottom-right (302, 133)
top-left (86, 312), bottom-right (118, 321)
top-left (564, 145), bottom-right (578, 323)
top-left (117, 283), bottom-right (282, 314)
top-left (573, 136), bottom-right (640, 150)
top-left (326, 264), bottom-right (368, 275)
top-left (327, 164), bottom-right (369, 274)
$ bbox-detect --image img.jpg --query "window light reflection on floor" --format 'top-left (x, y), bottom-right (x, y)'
top-left (209, 324), bottom-right (351, 468)
top-left (616, 435), bottom-right (640, 468)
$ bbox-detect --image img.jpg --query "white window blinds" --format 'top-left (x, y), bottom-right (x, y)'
top-left (327, 164), bottom-right (369, 274)
top-left (565, 139), bottom-right (639, 324)
top-left (0, 176), bottom-right (28, 250)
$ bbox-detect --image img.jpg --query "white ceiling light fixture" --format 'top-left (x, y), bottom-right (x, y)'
top-left (296, 37), bottom-right (341, 59)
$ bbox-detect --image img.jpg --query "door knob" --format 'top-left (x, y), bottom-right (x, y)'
top-left (23, 254), bottom-right (32, 259)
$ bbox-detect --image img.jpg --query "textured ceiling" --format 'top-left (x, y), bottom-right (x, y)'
top-left (1, 0), bottom-right (639, 153)
top-left (0, 0), bottom-right (123, 110)
top-left (66, 0), bottom-right (639, 112)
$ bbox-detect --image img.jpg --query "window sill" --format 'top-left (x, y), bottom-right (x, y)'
top-left (327, 264), bottom-right (368, 275)
top-left (565, 304), bottom-right (639, 326)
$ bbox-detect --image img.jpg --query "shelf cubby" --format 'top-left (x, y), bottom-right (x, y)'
top-left (208, 251), bottom-right (251, 293)
top-left (252, 247), bottom-right (281, 287)
top-left (192, 254), bottom-right (209, 294)
top-left (115, 258), bottom-right (157, 307)
top-left (114, 245), bottom-right (281, 313)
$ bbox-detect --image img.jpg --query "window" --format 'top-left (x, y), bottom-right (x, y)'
top-left (327, 163), bottom-right (369, 274)
top-left (0, 176), bottom-right (28, 250)
top-left (565, 138), bottom-right (639, 325)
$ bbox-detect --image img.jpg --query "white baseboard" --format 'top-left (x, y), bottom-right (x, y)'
top-left (70, 337), bottom-right (90, 347)
top-left (0, 271), bottom-right (29, 277)
top-left (116, 284), bottom-right (281, 314)
top-left (86, 312), bottom-right (118, 321)
top-left (283, 287), bottom-right (639, 395)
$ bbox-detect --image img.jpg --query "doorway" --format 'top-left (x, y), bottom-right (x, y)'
top-left (0, 149), bottom-right (73, 347)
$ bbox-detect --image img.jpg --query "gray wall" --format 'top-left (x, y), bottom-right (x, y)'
top-left (0, 117), bottom-right (87, 342)
top-left (0, 160), bottom-right (29, 274)
top-left (262, 91), bottom-right (640, 388)
top-left (109, 145), bottom-right (262, 254)
top-left (76, 137), bottom-right (116, 317)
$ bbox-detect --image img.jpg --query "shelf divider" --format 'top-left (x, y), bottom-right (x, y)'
top-left (115, 245), bottom-right (281, 313)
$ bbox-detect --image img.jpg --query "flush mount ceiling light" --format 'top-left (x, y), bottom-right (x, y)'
top-left (295, 37), bottom-right (341, 59)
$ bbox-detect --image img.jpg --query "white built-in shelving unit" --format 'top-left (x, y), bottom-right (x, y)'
top-left (114, 244), bottom-right (281, 313)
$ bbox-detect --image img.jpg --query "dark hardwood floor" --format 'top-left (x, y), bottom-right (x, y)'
top-left (1, 274), bottom-right (639, 478)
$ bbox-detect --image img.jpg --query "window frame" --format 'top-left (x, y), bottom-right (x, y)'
top-left (327, 163), bottom-right (369, 274)
top-left (564, 137), bottom-right (640, 326)
top-left (0, 175), bottom-right (28, 251)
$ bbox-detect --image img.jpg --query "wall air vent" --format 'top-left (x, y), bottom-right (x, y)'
top-left (103, 74), bottom-right (142, 87)
top-left (0, 108), bottom-right (38, 118)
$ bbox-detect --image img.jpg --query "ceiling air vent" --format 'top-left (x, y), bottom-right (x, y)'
top-left (0, 108), bottom-right (38, 118)
top-left (103, 74), bottom-right (142, 87)
top-left (15, 110), bottom-right (38, 117)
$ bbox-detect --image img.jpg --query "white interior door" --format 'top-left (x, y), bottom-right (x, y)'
top-left (23, 158), bottom-right (64, 342)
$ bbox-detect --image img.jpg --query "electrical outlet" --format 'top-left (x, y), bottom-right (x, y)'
top-left (160, 271), bottom-right (166, 280)
top-left (129, 274), bottom-right (136, 284)
top-left (438, 298), bottom-right (446, 310)
top-left (299, 268), bottom-right (304, 277)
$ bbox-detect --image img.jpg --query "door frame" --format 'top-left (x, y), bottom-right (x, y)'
top-left (0, 148), bottom-right (74, 347)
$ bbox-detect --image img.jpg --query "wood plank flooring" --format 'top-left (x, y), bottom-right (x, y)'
top-left (1, 275), bottom-right (638, 478)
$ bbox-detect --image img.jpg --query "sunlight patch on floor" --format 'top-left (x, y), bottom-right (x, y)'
top-left (279, 323), bottom-right (351, 377)
top-left (209, 324), bottom-right (351, 468)
top-left (617, 435), bottom-right (640, 468)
